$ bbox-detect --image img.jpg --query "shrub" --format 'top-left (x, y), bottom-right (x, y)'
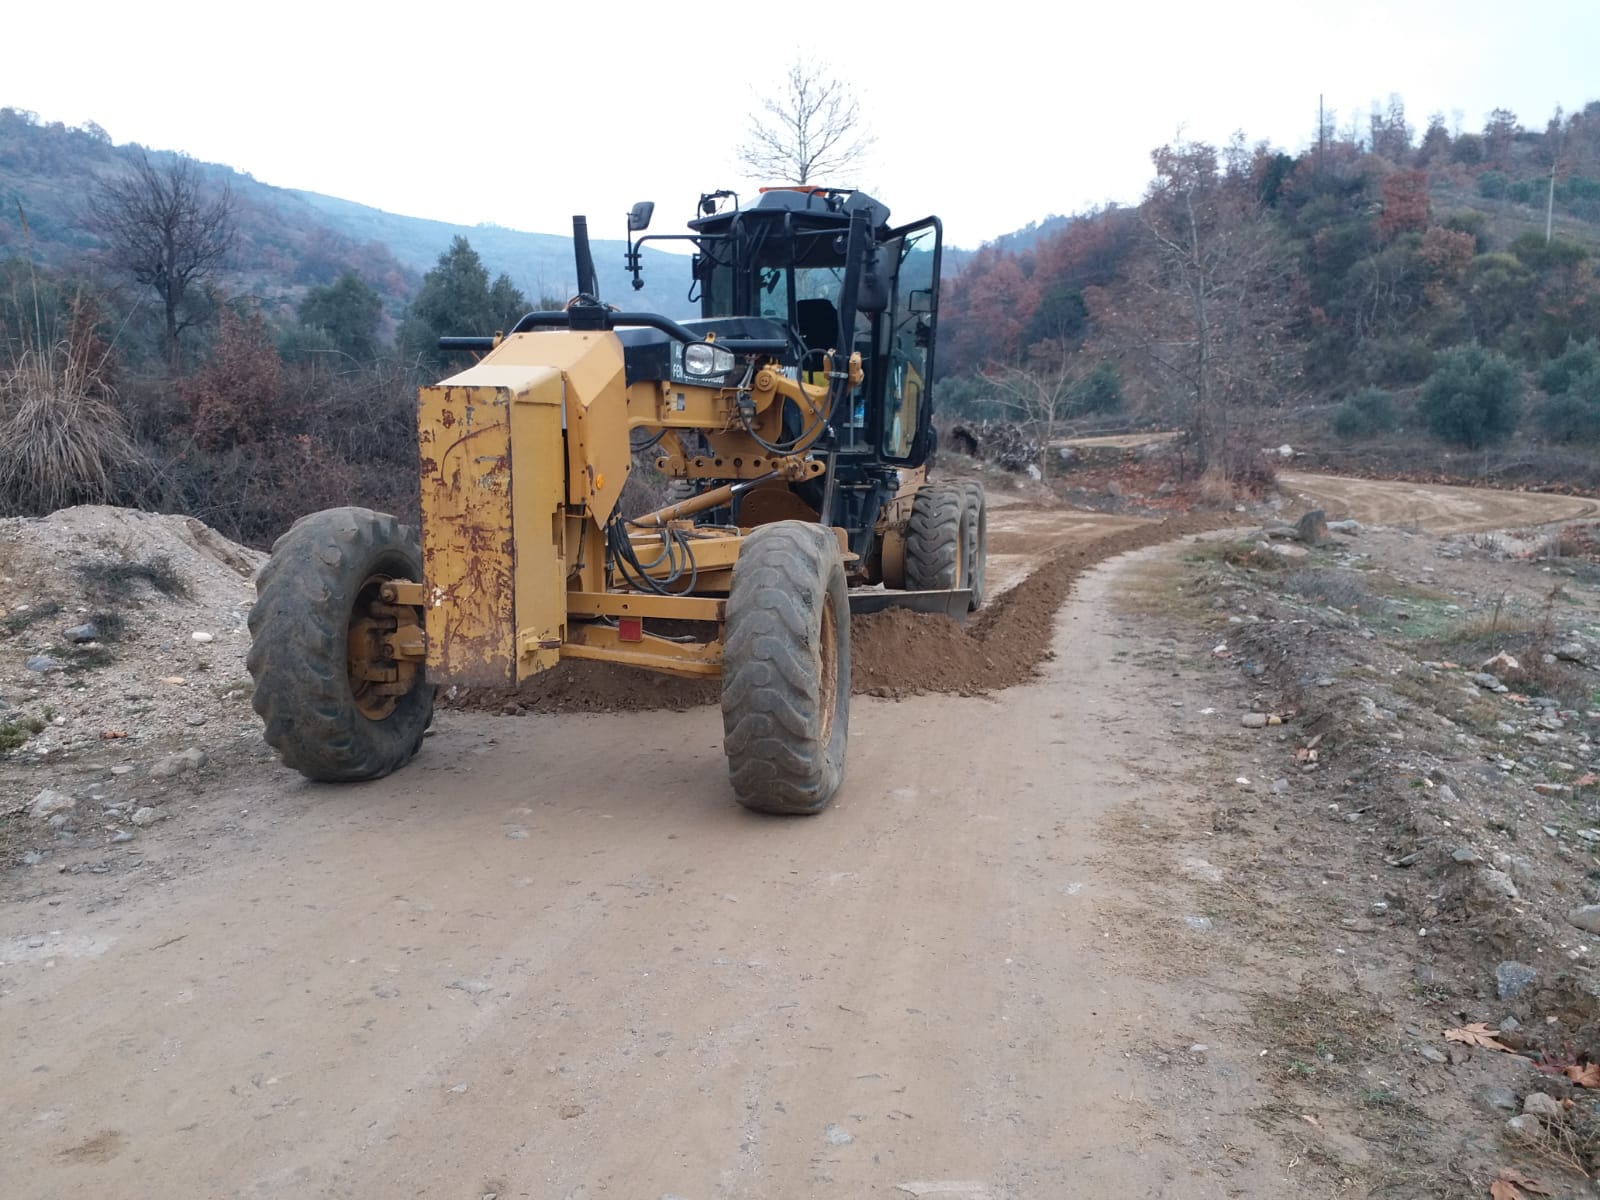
top-left (0, 315), bottom-right (138, 516)
top-left (1332, 388), bottom-right (1399, 438)
top-left (1068, 363), bottom-right (1123, 415)
top-left (1359, 336), bottom-right (1435, 385)
top-left (1541, 340), bottom-right (1600, 395)
top-left (1537, 392), bottom-right (1600, 443)
top-left (1418, 346), bottom-right (1522, 448)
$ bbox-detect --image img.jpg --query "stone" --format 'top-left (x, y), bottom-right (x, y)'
top-left (1570, 906), bottom-right (1600, 934)
top-left (129, 806), bottom-right (158, 827)
top-left (109, 765), bottom-right (133, 776)
top-left (25, 654), bottom-right (65, 672)
top-left (1266, 542), bottom-right (1309, 561)
top-left (1183, 915), bottom-right (1215, 932)
top-left (1326, 519), bottom-right (1363, 535)
top-left (1506, 1114), bottom-right (1545, 1144)
top-left (1451, 846), bottom-right (1482, 864)
top-left (1524, 1092), bottom-right (1563, 1120)
top-left (823, 1124), bottom-right (854, 1146)
top-left (150, 747), bottom-right (209, 779)
top-left (191, 631), bottom-right (215, 644)
top-left (111, 830), bottom-right (134, 844)
top-left (1271, 778), bottom-right (1291, 795)
top-left (1555, 643), bottom-right (1589, 664)
top-left (1477, 1085), bottom-right (1518, 1113)
top-left (1480, 869), bottom-right (1520, 900)
top-left (1241, 712), bottom-right (1269, 729)
top-left (63, 622), bottom-right (99, 643)
top-left (1295, 509), bottom-right (1329, 545)
top-left (1481, 652), bottom-right (1521, 673)
top-left (1417, 1044), bottom-right (1448, 1064)
top-left (1471, 672), bottom-right (1507, 692)
top-left (184, 713), bottom-right (207, 727)
top-left (28, 789), bottom-right (76, 820)
top-left (1495, 961), bottom-right (1538, 1000)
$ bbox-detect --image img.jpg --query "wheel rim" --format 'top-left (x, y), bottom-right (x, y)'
top-left (347, 573), bottom-right (407, 720)
top-left (816, 592), bottom-right (839, 749)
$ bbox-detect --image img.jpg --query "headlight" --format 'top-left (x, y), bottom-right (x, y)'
top-left (683, 343), bottom-right (735, 376)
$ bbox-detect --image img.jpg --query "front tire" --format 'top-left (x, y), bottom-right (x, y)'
top-left (247, 507), bottom-right (434, 782)
top-left (721, 522), bottom-right (850, 815)
top-left (904, 484), bottom-right (970, 592)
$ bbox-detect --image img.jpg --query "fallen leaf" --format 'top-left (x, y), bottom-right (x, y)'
top-left (100, 729), bottom-right (128, 740)
top-left (1300, 1113), bottom-right (1321, 1128)
top-left (1576, 774), bottom-right (1600, 788)
top-left (1492, 1167), bottom-right (1554, 1199)
top-left (1443, 1022), bottom-right (1512, 1051)
top-left (1564, 1062), bottom-right (1600, 1088)
top-left (159, 676), bottom-right (186, 686)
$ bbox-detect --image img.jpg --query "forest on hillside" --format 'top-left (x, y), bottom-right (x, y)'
top-left (936, 99), bottom-right (1600, 486)
top-left (0, 108), bottom-right (563, 544)
top-left (2, 96), bottom-right (1600, 547)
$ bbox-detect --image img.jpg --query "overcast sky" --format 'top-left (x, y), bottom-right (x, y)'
top-left (7, 0), bottom-right (1598, 250)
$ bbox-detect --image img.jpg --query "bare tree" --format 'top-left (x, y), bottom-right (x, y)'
top-left (738, 60), bottom-right (873, 185)
top-left (980, 354), bottom-right (1088, 482)
top-left (88, 152), bottom-right (235, 370)
top-left (1099, 139), bottom-right (1294, 475)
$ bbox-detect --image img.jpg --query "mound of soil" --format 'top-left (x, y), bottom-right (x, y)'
top-left (450, 511), bottom-right (1231, 714)
top-left (0, 506), bottom-right (265, 768)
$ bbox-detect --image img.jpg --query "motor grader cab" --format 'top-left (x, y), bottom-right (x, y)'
top-left (247, 187), bottom-right (986, 814)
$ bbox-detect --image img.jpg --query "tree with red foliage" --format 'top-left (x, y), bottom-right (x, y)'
top-left (1379, 169), bottom-right (1430, 239)
top-left (180, 302), bottom-right (283, 451)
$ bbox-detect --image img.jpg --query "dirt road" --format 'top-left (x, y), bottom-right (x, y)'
top-left (1280, 470), bottom-right (1600, 534)
top-left (5, 473), bottom-right (1597, 1199)
top-left (4, 542), bottom-right (1293, 1200)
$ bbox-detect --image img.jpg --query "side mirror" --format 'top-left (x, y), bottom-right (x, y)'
top-left (628, 201), bottom-right (655, 233)
top-left (857, 245), bottom-right (890, 313)
top-left (908, 288), bottom-right (935, 315)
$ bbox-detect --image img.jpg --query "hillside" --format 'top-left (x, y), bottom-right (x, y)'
top-left (935, 97), bottom-right (1600, 491)
top-left (0, 109), bottom-right (690, 318)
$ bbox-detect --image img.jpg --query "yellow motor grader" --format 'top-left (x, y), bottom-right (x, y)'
top-left (247, 187), bottom-right (986, 813)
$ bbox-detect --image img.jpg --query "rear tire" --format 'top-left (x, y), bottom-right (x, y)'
top-left (959, 481), bottom-right (988, 611)
top-left (904, 484), bottom-right (970, 592)
top-left (721, 522), bottom-right (850, 815)
top-left (247, 507), bottom-right (434, 783)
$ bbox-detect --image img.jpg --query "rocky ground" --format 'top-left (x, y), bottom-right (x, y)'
top-left (10, 472), bottom-right (1600, 1196)
top-left (1134, 507), bottom-right (1600, 1196)
top-left (0, 506), bottom-right (266, 862)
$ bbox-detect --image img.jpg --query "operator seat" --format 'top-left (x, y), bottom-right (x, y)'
top-left (795, 298), bottom-right (839, 360)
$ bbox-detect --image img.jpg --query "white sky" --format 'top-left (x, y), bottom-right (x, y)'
top-left (6, 0), bottom-right (1598, 249)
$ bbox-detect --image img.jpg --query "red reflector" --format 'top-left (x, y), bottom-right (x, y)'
top-left (618, 616), bottom-right (643, 643)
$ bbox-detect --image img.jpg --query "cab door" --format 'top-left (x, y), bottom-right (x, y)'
top-left (879, 218), bottom-right (942, 467)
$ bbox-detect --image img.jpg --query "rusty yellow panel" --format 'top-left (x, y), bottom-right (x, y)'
top-left (460, 331), bottom-right (630, 527)
top-left (417, 383), bottom-right (516, 687)
top-left (508, 369), bottom-right (567, 680)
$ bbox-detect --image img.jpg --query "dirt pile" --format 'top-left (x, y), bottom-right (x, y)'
top-left (453, 512), bottom-right (1232, 715)
top-left (0, 506), bottom-right (263, 771)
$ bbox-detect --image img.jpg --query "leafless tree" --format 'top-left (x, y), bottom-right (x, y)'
top-left (738, 60), bottom-right (874, 185)
top-left (980, 354), bottom-right (1088, 482)
top-left (1098, 139), bottom-right (1295, 475)
top-left (88, 152), bottom-right (235, 370)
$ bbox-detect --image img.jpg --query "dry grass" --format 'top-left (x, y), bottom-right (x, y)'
top-left (0, 337), bottom-right (137, 516)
